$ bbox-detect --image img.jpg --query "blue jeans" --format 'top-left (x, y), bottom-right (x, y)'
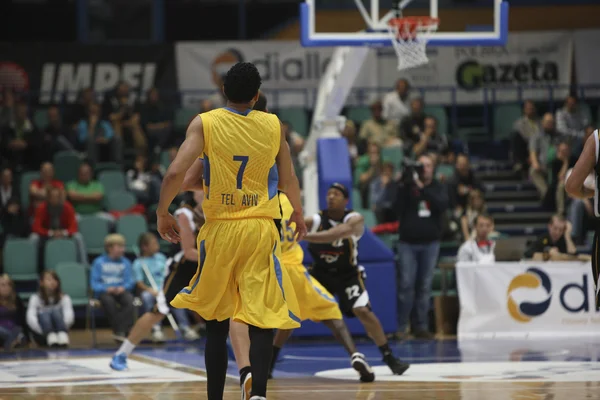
top-left (140, 290), bottom-right (191, 330)
top-left (568, 199), bottom-right (587, 242)
top-left (38, 308), bottom-right (67, 335)
top-left (396, 240), bottom-right (440, 332)
top-left (0, 326), bottom-right (22, 351)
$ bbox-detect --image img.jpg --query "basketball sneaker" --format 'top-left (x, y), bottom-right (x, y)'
top-left (241, 372), bottom-right (252, 400)
top-left (384, 354), bottom-right (410, 375)
top-left (351, 352), bottom-right (375, 382)
top-left (110, 353), bottom-right (129, 371)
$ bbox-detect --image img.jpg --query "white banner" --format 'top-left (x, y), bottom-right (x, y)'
top-left (457, 261), bottom-right (600, 339)
top-left (175, 41), bottom-right (379, 108)
top-left (379, 31), bottom-right (573, 105)
top-left (574, 29), bottom-right (600, 98)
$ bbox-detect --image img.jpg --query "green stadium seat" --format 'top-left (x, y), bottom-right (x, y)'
top-left (98, 170), bottom-right (126, 193)
top-left (53, 151), bottom-right (82, 183)
top-left (94, 162), bottom-right (121, 174)
top-left (106, 191), bottom-right (136, 212)
top-left (381, 147), bottom-right (404, 171)
top-left (493, 103), bottom-right (521, 141)
top-left (116, 214), bottom-right (148, 252)
top-left (19, 171), bottom-right (39, 210)
top-left (175, 108), bottom-right (199, 133)
top-left (45, 239), bottom-right (77, 270)
top-left (33, 109), bottom-right (48, 129)
top-left (424, 105), bottom-right (449, 134)
top-left (278, 108), bottom-right (309, 137)
top-left (362, 210), bottom-right (377, 228)
top-left (579, 102), bottom-right (592, 125)
top-left (351, 188), bottom-right (362, 210)
top-left (55, 262), bottom-right (90, 307)
top-left (160, 150), bottom-right (171, 170)
top-left (79, 216), bottom-right (110, 256)
top-left (3, 239), bottom-right (38, 281)
top-left (346, 106), bottom-right (371, 124)
top-left (436, 163), bottom-right (455, 181)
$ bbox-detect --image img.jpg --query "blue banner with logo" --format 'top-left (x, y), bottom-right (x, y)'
top-left (456, 261), bottom-right (599, 339)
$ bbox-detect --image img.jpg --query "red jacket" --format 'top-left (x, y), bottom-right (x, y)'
top-left (32, 201), bottom-right (78, 237)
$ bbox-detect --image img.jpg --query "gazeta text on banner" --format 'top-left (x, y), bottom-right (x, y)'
top-left (456, 261), bottom-right (600, 339)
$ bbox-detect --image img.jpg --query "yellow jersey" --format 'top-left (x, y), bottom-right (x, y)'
top-left (200, 107), bottom-right (281, 221)
top-left (279, 192), bottom-right (304, 266)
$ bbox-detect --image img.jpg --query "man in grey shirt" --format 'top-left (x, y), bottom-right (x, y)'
top-left (529, 113), bottom-right (565, 201)
top-left (556, 95), bottom-right (588, 144)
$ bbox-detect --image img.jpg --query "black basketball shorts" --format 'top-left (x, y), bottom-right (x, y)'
top-left (310, 266), bottom-right (371, 318)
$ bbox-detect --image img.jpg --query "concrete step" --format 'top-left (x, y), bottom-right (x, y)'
top-left (484, 180), bottom-right (535, 192)
top-left (484, 190), bottom-right (539, 202)
top-left (495, 223), bottom-right (547, 236)
top-left (476, 169), bottom-right (521, 181)
top-left (491, 211), bottom-right (553, 224)
top-left (487, 200), bottom-right (544, 213)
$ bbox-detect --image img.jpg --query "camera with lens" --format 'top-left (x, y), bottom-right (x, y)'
top-left (401, 159), bottom-right (424, 184)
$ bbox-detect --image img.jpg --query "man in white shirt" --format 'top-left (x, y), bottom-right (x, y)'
top-left (382, 78), bottom-right (411, 123)
top-left (457, 214), bottom-right (496, 263)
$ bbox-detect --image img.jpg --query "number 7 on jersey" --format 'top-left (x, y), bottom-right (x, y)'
top-left (233, 155), bottom-right (249, 189)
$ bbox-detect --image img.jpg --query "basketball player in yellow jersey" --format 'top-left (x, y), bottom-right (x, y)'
top-left (156, 62), bottom-right (306, 400)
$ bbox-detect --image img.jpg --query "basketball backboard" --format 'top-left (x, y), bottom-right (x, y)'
top-left (300, 0), bottom-right (508, 47)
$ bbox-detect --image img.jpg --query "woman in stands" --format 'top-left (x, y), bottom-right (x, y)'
top-left (0, 274), bottom-right (28, 350)
top-left (26, 270), bottom-right (74, 348)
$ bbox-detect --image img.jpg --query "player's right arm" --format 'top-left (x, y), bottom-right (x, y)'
top-left (276, 123), bottom-right (307, 240)
top-left (566, 133), bottom-right (596, 199)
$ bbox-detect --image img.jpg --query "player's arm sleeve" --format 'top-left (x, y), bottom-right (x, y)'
top-left (566, 132), bottom-right (596, 199)
top-left (25, 294), bottom-right (43, 335)
top-left (157, 115), bottom-right (205, 215)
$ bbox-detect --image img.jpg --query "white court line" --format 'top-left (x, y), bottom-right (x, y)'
top-left (134, 352), bottom-right (240, 380)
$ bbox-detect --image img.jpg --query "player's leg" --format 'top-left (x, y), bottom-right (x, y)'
top-left (205, 318), bottom-right (230, 400)
top-left (110, 311), bottom-right (165, 371)
top-left (229, 320), bottom-right (253, 400)
top-left (270, 329), bottom-right (293, 375)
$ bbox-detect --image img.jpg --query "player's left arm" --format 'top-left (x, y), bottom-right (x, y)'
top-left (181, 158), bottom-right (204, 192)
top-left (304, 215), bottom-right (364, 243)
top-left (157, 115), bottom-right (204, 242)
top-left (566, 133), bottom-right (595, 199)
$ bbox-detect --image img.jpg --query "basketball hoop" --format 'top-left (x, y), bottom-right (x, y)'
top-left (387, 16), bottom-right (439, 71)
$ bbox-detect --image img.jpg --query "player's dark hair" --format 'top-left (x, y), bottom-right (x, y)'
top-left (223, 62), bottom-right (262, 104)
top-left (253, 93), bottom-right (267, 112)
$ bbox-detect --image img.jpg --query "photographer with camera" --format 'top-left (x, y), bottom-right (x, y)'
top-left (394, 153), bottom-right (449, 339)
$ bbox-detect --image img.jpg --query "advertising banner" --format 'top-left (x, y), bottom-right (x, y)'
top-left (574, 29), bottom-right (600, 97)
top-left (379, 31), bottom-right (573, 105)
top-left (175, 41), bottom-right (379, 109)
top-left (456, 261), bottom-right (600, 339)
top-left (0, 43), bottom-right (176, 104)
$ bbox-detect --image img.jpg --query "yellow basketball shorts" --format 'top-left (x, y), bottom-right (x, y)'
top-left (170, 218), bottom-right (301, 330)
top-left (285, 262), bottom-right (342, 322)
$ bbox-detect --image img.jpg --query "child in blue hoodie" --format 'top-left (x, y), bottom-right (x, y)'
top-left (90, 233), bottom-right (135, 337)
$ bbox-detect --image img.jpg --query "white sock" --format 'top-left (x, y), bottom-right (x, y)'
top-left (117, 339), bottom-right (135, 356)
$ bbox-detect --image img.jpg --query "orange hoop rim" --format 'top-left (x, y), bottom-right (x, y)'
top-left (388, 16), bottom-right (440, 29)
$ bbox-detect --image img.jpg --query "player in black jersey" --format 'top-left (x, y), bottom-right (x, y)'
top-left (565, 128), bottom-right (600, 308)
top-left (110, 191), bottom-right (204, 371)
top-left (305, 183), bottom-right (409, 375)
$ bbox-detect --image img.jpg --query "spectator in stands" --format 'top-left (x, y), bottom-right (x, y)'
top-left (105, 83), bottom-right (146, 156)
top-left (0, 101), bottom-right (39, 170)
top-left (26, 270), bottom-right (74, 348)
top-left (370, 161), bottom-right (396, 223)
top-left (31, 186), bottom-right (86, 269)
top-left (411, 117), bottom-right (447, 157)
top-left (283, 121), bottom-right (305, 168)
top-left (395, 153), bottom-right (449, 339)
top-left (66, 162), bottom-right (113, 223)
top-left (0, 275), bottom-right (27, 351)
top-left (140, 87), bottom-right (173, 159)
top-left (90, 234), bottom-right (135, 337)
top-left (0, 198), bottom-right (29, 246)
top-left (399, 98), bottom-right (426, 155)
top-left (0, 89), bottom-right (15, 128)
top-left (511, 100), bottom-right (539, 173)
top-left (354, 142), bottom-right (382, 209)
top-left (341, 120), bottom-right (359, 164)
top-left (68, 87), bottom-right (95, 127)
top-left (529, 113), bottom-right (564, 202)
top-left (358, 100), bottom-right (401, 149)
top-left (40, 105), bottom-right (75, 161)
top-left (547, 141), bottom-right (576, 215)
top-left (29, 162), bottom-right (64, 214)
top-left (460, 189), bottom-right (486, 241)
top-left (0, 167), bottom-right (16, 211)
top-left (457, 214), bottom-right (496, 263)
top-left (566, 167), bottom-right (594, 245)
top-left (382, 78), bottom-right (411, 123)
top-left (127, 154), bottom-right (161, 206)
top-left (523, 215), bottom-right (577, 261)
top-left (449, 154), bottom-right (484, 212)
top-left (555, 95), bottom-right (588, 145)
top-left (78, 102), bottom-right (123, 164)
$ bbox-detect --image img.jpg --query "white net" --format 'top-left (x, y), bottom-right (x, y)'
top-left (387, 18), bottom-right (439, 71)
